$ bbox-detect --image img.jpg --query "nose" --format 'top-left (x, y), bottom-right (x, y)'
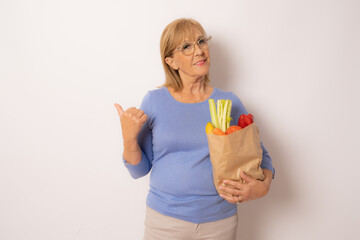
top-left (193, 43), bottom-right (204, 56)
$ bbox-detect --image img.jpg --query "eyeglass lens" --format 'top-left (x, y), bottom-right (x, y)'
top-left (182, 38), bottom-right (210, 55)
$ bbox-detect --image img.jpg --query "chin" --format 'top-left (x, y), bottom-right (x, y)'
top-left (200, 67), bottom-right (210, 75)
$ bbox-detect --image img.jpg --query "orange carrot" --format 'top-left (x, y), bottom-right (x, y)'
top-left (225, 125), bottom-right (242, 135)
top-left (213, 128), bottom-right (226, 136)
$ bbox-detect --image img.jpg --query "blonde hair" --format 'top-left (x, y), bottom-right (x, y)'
top-left (160, 18), bottom-right (210, 92)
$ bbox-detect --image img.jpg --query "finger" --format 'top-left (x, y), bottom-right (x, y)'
top-left (222, 179), bottom-right (242, 189)
top-left (126, 107), bottom-right (138, 115)
top-left (123, 107), bottom-right (141, 122)
top-left (219, 193), bottom-right (238, 204)
top-left (237, 195), bottom-right (244, 203)
top-left (114, 103), bottom-right (124, 117)
top-left (126, 108), bottom-right (143, 122)
top-left (219, 184), bottom-right (241, 196)
top-left (135, 110), bottom-right (145, 119)
top-left (139, 113), bottom-right (148, 124)
top-left (239, 170), bottom-right (254, 183)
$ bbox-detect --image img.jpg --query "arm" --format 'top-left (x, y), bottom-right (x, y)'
top-left (122, 140), bottom-right (142, 165)
top-left (122, 114), bottom-right (154, 179)
top-left (230, 93), bottom-right (275, 177)
top-left (219, 93), bottom-right (274, 203)
top-left (218, 138), bottom-right (274, 204)
top-left (115, 93), bottom-right (154, 178)
top-left (115, 104), bottom-right (147, 165)
top-left (260, 142), bottom-right (275, 178)
top-left (116, 106), bottom-right (146, 165)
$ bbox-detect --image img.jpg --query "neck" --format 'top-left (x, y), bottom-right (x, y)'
top-left (180, 76), bottom-right (206, 94)
top-left (168, 76), bottom-right (211, 103)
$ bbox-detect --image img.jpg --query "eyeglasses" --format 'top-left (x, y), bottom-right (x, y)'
top-left (172, 36), bottom-right (212, 56)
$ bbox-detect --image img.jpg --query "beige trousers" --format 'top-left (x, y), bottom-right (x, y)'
top-left (143, 207), bottom-right (238, 240)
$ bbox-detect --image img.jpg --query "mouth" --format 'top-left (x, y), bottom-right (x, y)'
top-left (194, 59), bottom-right (207, 65)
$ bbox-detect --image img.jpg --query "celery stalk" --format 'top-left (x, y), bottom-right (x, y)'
top-left (217, 100), bottom-right (221, 131)
top-left (208, 99), bottom-right (219, 129)
top-left (217, 99), bottom-right (226, 131)
top-left (217, 100), bottom-right (221, 129)
top-left (220, 100), bottom-right (228, 132)
top-left (220, 100), bottom-right (232, 132)
top-left (209, 99), bottom-right (232, 132)
top-left (226, 100), bottom-right (232, 129)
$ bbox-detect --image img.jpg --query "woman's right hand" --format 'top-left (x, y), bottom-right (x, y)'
top-left (114, 103), bottom-right (147, 145)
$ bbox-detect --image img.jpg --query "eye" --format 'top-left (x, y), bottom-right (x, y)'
top-left (182, 43), bottom-right (191, 50)
top-left (198, 38), bottom-right (206, 45)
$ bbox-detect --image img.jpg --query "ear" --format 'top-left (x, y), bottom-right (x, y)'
top-left (165, 57), bottom-right (179, 70)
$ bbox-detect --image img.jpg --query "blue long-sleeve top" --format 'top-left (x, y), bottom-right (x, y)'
top-left (123, 87), bottom-right (275, 223)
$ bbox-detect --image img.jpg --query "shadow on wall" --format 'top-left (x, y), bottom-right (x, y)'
top-left (210, 40), bottom-right (293, 240)
top-left (209, 40), bottom-right (233, 90)
top-left (209, 39), bottom-right (246, 91)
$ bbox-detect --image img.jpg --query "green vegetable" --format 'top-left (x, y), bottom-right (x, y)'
top-left (208, 99), bottom-right (232, 132)
top-left (208, 99), bottom-right (220, 129)
top-left (226, 100), bottom-right (232, 130)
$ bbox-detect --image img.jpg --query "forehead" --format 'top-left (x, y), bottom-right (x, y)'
top-left (176, 25), bottom-right (205, 44)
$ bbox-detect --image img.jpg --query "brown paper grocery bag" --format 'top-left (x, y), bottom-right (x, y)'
top-left (206, 123), bottom-right (265, 194)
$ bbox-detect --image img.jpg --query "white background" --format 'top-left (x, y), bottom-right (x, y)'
top-left (1, 0), bottom-right (359, 239)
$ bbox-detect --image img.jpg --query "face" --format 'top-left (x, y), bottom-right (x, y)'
top-left (165, 26), bottom-right (210, 82)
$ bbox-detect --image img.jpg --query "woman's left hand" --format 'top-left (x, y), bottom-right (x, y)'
top-left (219, 169), bottom-right (273, 204)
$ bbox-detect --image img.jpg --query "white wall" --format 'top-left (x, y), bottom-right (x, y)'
top-left (1, 0), bottom-right (359, 239)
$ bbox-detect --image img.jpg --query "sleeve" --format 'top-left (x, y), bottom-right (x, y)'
top-left (259, 142), bottom-right (275, 178)
top-left (230, 93), bottom-right (275, 178)
top-left (122, 91), bottom-right (154, 179)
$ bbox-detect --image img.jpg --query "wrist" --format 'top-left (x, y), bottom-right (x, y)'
top-left (263, 169), bottom-right (273, 182)
top-left (123, 139), bottom-right (139, 152)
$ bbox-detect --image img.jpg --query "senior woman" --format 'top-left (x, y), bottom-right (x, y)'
top-left (114, 18), bottom-right (274, 240)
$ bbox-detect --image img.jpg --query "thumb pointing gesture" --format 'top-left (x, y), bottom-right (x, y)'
top-left (114, 103), bottom-right (147, 143)
top-left (114, 103), bottom-right (124, 118)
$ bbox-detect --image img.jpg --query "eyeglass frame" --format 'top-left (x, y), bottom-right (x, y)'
top-left (171, 36), bottom-right (212, 56)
